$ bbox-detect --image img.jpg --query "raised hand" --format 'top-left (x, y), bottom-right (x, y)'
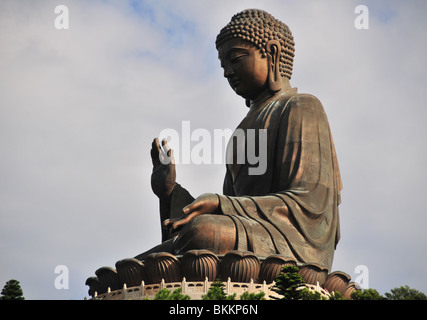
top-left (150, 138), bottom-right (176, 202)
top-left (163, 193), bottom-right (220, 230)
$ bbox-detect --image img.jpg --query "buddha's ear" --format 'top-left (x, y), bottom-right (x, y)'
top-left (266, 40), bottom-right (282, 92)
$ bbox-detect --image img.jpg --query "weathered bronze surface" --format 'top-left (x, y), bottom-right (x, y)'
top-left (259, 254), bottom-right (297, 284)
top-left (115, 258), bottom-right (145, 287)
top-left (220, 250), bottom-right (260, 283)
top-left (137, 9), bottom-right (342, 272)
top-left (323, 271), bottom-right (351, 295)
top-left (181, 249), bottom-right (220, 281)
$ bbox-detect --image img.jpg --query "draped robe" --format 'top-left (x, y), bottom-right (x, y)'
top-left (165, 88), bottom-right (342, 270)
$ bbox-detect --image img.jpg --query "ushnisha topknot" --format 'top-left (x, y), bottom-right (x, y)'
top-left (216, 9), bottom-right (295, 79)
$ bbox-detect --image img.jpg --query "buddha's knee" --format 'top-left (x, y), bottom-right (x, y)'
top-left (176, 215), bottom-right (218, 249)
top-left (174, 215), bottom-right (235, 254)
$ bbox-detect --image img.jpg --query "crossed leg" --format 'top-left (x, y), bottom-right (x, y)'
top-left (134, 214), bottom-right (237, 260)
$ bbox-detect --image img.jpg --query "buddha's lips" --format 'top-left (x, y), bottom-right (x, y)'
top-left (229, 79), bottom-right (240, 89)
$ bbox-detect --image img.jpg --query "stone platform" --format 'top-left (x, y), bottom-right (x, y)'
top-left (85, 250), bottom-right (359, 300)
top-left (89, 277), bottom-right (277, 300)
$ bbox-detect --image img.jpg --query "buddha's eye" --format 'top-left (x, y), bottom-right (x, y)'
top-left (230, 54), bottom-right (247, 64)
top-left (230, 48), bottom-right (249, 64)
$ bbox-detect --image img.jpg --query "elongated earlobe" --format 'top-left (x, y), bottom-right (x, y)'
top-left (266, 40), bottom-right (282, 92)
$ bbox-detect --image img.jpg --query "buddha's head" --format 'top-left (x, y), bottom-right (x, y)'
top-left (216, 9), bottom-right (295, 101)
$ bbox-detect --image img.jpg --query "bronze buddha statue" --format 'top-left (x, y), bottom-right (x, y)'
top-left (136, 9), bottom-right (342, 272)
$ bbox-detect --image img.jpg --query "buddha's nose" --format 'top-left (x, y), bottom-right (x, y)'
top-left (223, 64), bottom-right (234, 79)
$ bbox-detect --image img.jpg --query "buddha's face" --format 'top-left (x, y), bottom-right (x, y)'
top-left (218, 38), bottom-right (269, 100)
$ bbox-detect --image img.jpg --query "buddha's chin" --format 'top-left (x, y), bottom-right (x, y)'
top-left (233, 87), bottom-right (251, 100)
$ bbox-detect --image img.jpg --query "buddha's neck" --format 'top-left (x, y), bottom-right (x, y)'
top-left (247, 80), bottom-right (292, 115)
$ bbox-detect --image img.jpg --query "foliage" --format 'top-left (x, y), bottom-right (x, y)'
top-left (153, 288), bottom-right (190, 300)
top-left (0, 279), bottom-right (25, 300)
top-left (351, 288), bottom-right (385, 300)
top-left (271, 265), bottom-right (308, 300)
top-left (299, 287), bottom-right (325, 300)
top-left (202, 279), bottom-right (236, 300)
top-left (385, 285), bottom-right (427, 300)
top-left (350, 285), bottom-right (427, 300)
top-left (328, 291), bottom-right (348, 300)
top-left (271, 265), bottom-right (427, 301)
top-left (239, 291), bottom-right (265, 300)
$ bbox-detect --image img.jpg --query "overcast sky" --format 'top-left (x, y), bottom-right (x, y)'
top-left (1, 0), bottom-right (426, 300)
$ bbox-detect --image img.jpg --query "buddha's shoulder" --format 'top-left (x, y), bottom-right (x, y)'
top-left (277, 92), bottom-right (325, 113)
top-left (278, 91), bottom-right (322, 106)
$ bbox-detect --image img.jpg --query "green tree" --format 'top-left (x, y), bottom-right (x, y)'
top-left (351, 288), bottom-right (385, 300)
top-left (299, 287), bottom-right (324, 300)
top-left (202, 279), bottom-right (236, 300)
top-left (239, 291), bottom-right (265, 300)
top-left (0, 279), bottom-right (24, 300)
top-left (329, 291), bottom-right (348, 300)
top-left (271, 265), bottom-right (307, 300)
top-left (153, 288), bottom-right (190, 300)
top-left (385, 285), bottom-right (427, 300)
